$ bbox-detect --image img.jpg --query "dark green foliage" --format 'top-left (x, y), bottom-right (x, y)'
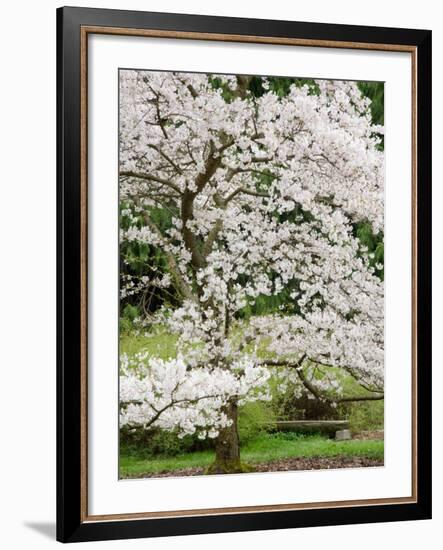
top-left (120, 426), bottom-right (213, 459)
top-left (268, 431), bottom-right (315, 442)
top-left (209, 76), bottom-right (236, 102)
top-left (358, 81), bottom-right (384, 150)
top-left (273, 388), bottom-right (341, 422)
top-left (355, 221), bottom-right (384, 280)
top-left (122, 304), bottom-right (139, 321)
top-left (357, 81), bottom-right (384, 125)
top-left (247, 76), bottom-right (266, 97)
top-left (237, 287), bottom-right (297, 319)
top-left (209, 74), bottom-right (320, 101)
top-left (248, 76), bottom-right (320, 98)
top-left (120, 202), bottom-right (180, 319)
top-left (120, 304), bottom-right (140, 334)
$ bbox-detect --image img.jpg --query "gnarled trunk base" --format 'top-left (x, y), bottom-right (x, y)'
top-left (206, 400), bottom-right (254, 475)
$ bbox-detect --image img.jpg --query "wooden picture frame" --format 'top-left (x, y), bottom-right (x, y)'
top-left (57, 6), bottom-right (432, 543)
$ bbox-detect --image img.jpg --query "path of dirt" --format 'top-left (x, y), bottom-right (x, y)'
top-left (125, 455), bottom-right (383, 479)
top-left (352, 430), bottom-right (384, 440)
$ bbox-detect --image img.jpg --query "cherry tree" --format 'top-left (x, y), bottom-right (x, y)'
top-left (119, 70), bottom-right (384, 473)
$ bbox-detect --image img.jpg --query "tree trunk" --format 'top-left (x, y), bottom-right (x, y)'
top-left (206, 399), bottom-right (251, 474)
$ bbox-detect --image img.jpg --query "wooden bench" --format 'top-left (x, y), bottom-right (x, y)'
top-left (271, 420), bottom-right (350, 437)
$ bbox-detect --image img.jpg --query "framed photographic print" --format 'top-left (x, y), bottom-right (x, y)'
top-left (57, 6), bottom-right (432, 543)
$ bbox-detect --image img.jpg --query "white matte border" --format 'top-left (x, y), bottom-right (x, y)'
top-left (88, 33), bottom-right (412, 516)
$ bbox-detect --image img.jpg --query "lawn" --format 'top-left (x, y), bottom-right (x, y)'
top-left (120, 433), bottom-right (384, 477)
top-left (120, 330), bottom-right (178, 359)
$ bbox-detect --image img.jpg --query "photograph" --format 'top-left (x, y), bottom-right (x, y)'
top-left (0, 0), bottom-right (435, 547)
top-left (118, 69), bottom-right (385, 480)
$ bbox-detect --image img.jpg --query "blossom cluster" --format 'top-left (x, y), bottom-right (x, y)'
top-left (120, 353), bottom-right (271, 438)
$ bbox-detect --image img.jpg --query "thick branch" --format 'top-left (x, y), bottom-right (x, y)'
top-left (261, 357), bottom-right (383, 403)
top-left (181, 191), bottom-right (205, 270)
top-left (297, 368), bottom-right (384, 404)
top-left (181, 143), bottom-right (224, 270)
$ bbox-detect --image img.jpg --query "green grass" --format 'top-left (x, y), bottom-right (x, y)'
top-left (120, 433), bottom-right (384, 477)
top-left (120, 322), bottom-right (271, 360)
top-left (120, 331), bottom-right (178, 359)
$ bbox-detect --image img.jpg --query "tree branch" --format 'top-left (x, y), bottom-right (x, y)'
top-left (121, 392), bottom-right (227, 430)
top-left (259, 355), bottom-right (307, 369)
top-left (180, 142), bottom-right (225, 270)
top-left (224, 187), bottom-right (270, 203)
top-left (120, 170), bottom-right (182, 194)
top-left (141, 212), bottom-right (197, 303)
top-left (296, 368), bottom-right (384, 404)
top-left (146, 144), bottom-right (184, 175)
